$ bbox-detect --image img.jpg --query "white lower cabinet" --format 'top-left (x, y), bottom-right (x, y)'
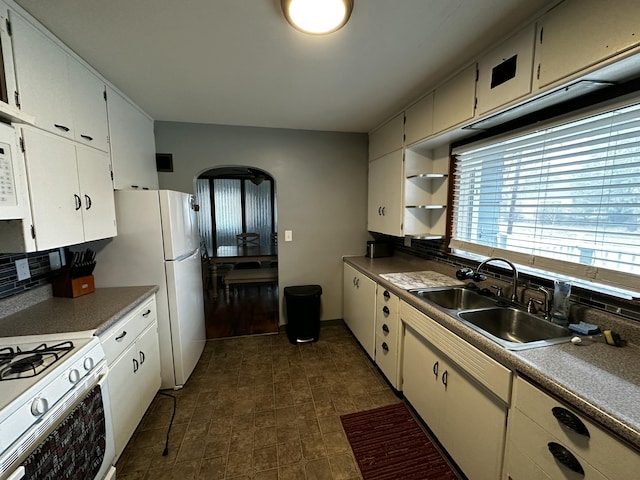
top-left (504, 376), bottom-right (640, 480)
top-left (343, 263), bottom-right (376, 358)
top-left (374, 287), bottom-right (401, 389)
top-left (401, 301), bottom-right (511, 480)
top-left (99, 296), bottom-right (161, 460)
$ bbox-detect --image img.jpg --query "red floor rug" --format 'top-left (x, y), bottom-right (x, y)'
top-left (340, 403), bottom-right (459, 480)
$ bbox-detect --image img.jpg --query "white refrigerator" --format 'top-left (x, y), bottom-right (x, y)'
top-left (94, 189), bottom-right (206, 389)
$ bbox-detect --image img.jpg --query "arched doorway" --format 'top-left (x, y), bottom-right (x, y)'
top-left (196, 166), bottom-right (279, 339)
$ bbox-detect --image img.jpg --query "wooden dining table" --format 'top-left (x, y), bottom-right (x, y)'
top-left (208, 245), bottom-right (278, 299)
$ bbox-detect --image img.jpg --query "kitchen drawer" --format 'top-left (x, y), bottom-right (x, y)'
top-left (400, 301), bottom-right (512, 403)
top-left (376, 287), bottom-right (399, 341)
top-left (513, 377), bottom-right (640, 479)
top-left (375, 332), bottom-right (400, 389)
top-left (100, 297), bottom-right (156, 363)
top-left (508, 408), bottom-right (607, 480)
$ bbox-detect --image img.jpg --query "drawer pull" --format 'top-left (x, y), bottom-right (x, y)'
top-left (552, 407), bottom-right (590, 438)
top-left (133, 358), bottom-right (139, 373)
top-left (142, 309), bottom-right (151, 317)
top-left (54, 123), bottom-right (70, 132)
top-left (432, 361), bottom-right (439, 378)
top-left (80, 134), bottom-right (93, 141)
top-left (382, 306), bottom-right (390, 317)
top-left (140, 350), bottom-right (146, 364)
top-left (441, 369), bottom-right (448, 387)
top-left (115, 331), bottom-right (127, 341)
top-left (381, 342), bottom-right (389, 352)
top-left (547, 442), bottom-right (585, 476)
top-left (383, 290), bottom-right (390, 301)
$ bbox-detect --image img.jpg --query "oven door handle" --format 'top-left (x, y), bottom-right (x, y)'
top-left (5, 466), bottom-right (25, 480)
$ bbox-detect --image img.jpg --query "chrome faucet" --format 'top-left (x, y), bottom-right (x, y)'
top-left (475, 257), bottom-right (519, 302)
top-left (537, 286), bottom-right (553, 321)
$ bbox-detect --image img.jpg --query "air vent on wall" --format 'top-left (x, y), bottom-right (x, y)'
top-left (156, 153), bottom-right (173, 172)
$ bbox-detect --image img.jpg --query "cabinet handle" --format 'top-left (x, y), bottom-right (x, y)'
top-left (382, 306), bottom-right (390, 317)
top-left (142, 309), bottom-right (152, 317)
top-left (54, 123), bottom-right (70, 132)
top-left (115, 331), bottom-right (127, 341)
top-left (133, 358), bottom-right (139, 373)
top-left (381, 206), bottom-right (386, 216)
top-left (547, 442), bottom-right (584, 475)
top-left (74, 194), bottom-right (82, 210)
top-left (355, 278), bottom-right (359, 288)
top-left (80, 134), bottom-right (94, 141)
top-left (382, 324), bottom-right (389, 334)
top-left (432, 361), bottom-right (439, 378)
top-left (381, 342), bottom-right (389, 352)
top-left (441, 369), bottom-right (448, 387)
top-left (139, 350), bottom-right (145, 365)
top-left (84, 194), bottom-right (92, 210)
top-left (383, 290), bottom-right (390, 301)
top-left (378, 206), bottom-right (382, 216)
top-left (552, 407), bottom-right (590, 438)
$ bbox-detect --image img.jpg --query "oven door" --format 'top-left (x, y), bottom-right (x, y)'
top-left (0, 364), bottom-right (115, 480)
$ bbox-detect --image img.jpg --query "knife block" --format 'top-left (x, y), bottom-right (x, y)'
top-left (52, 269), bottom-right (95, 298)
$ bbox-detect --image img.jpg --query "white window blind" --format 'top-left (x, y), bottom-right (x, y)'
top-left (451, 101), bottom-right (640, 292)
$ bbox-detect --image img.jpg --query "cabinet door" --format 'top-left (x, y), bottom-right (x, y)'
top-left (404, 93), bottom-right (433, 146)
top-left (76, 145), bottom-right (116, 242)
top-left (476, 25), bottom-right (535, 116)
top-left (343, 263), bottom-right (376, 358)
top-left (106, 87), bottom-right (158, 190)
top-left (10, 13), bottom-right (74, 139)
top-left (368, 113), bottom-right (404, 160)
top-left (22, 128), bottom-right (84, 249)
top-left (433, 64), bottom-right (477, 134)
top-left (67, 57), bottom-right (109, 152)
top-left (135, 322), bottom-right (161, 423)
top-left (402, 326), bottom-right (443, 437)
top-left (440, 360), bottom-right (508, 480)
top-left (535, 0), bottom-right (640, 89)
top-left (108, 341), bottom-right (140, 457)
top-left (367, 149), bottom-right (404, 236)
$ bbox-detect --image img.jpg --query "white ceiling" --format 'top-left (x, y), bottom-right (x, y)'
top-left (14, 0), bottom-right (556, 133)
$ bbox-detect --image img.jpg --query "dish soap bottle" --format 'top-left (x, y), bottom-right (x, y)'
top-left (552, 279), bottom-right (571, 326)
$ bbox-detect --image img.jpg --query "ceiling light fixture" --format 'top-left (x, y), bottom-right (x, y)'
top-left (281, 0), bottom-right (354, 35)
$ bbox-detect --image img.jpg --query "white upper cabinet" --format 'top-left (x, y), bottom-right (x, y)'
top-left (369, 113), bottom-right (404, 161)
top-left (476, 25), bottom-right (536, 117)
top-left (432, 63), bottom-right (477, 134)
top-left (10, 12), bottom-right (74, 140)
top-left (534, 0), bottom-right (640, 89)
top-left (21, 127), bottom-right (116, 250)
top-left (106, 86), bottom-right (159, 190)
top-left (367, 148), bottom-right (404, 236)
top-left (67, 56), bottom-right (109, 152)
top-left (404, 93), bottom-right (433, 147)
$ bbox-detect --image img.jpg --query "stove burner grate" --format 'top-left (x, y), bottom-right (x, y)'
top-left (0, 340), bottom-right (74, 381)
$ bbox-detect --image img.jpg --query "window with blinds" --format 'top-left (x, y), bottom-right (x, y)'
top-left (451, 100), bottom-right (640, 293)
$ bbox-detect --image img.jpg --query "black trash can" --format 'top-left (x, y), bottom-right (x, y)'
top-left (284, 285), bottom-right (322, 344)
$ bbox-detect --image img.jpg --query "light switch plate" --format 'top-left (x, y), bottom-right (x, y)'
top-left (49, 251), bottom-right (62, 270)
top-left (284, 230), bottom-right (293, 242)
top-left (404, 236), bottom-right (412, 247)
top-left (15, 258), bottom-right (30, 281)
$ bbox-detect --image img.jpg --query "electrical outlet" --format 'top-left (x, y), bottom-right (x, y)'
top-left (49, 251), bottom-right (62, 270)
top-left (15, 258), bottom-right (30, 281)
top-left (285, 230), bottom-right (293, 242)
top-left (404, 236), bottom-right (412, 247)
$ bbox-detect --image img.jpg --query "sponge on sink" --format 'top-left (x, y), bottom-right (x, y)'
top-left (568, 321), bottom-right (600, 335)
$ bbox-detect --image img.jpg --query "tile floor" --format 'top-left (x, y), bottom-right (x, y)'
top-left (115, 324), bottom-right (401, 479)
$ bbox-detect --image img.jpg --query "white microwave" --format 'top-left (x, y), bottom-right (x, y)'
top-left (0, 122), bottom-right (28, 221)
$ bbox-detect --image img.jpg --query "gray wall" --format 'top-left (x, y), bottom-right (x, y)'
top-left (154, 122), bottom-right (370, 324)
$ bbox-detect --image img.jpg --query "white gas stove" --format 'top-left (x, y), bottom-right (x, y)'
top-left (0, 333), bottom-right (114, 480)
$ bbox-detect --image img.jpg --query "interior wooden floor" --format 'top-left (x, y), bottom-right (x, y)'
top-left (203, 279), bottom-right (280, 339)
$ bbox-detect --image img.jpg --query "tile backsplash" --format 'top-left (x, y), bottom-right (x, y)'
top-left (0, 251), bottom-right (57, 299)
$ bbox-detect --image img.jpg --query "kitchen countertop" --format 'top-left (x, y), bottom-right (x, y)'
top-left (0, 285), bottom-right (159, 338)
top-left (344, 253), bottom-right (640, 451)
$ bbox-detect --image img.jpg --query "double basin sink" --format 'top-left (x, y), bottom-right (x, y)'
top-left (410, 286), bottom-right (573, 350)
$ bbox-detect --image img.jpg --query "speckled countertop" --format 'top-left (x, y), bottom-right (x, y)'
top-left (0, 285), bottom-right (159, 338)
top-left (344, 253), bottom-right (640, 451)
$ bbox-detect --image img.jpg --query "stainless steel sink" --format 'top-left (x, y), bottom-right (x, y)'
top-left (457, 308), bottom-right (573, 350)
top-left (410, 287), bottom-right (497, 310)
